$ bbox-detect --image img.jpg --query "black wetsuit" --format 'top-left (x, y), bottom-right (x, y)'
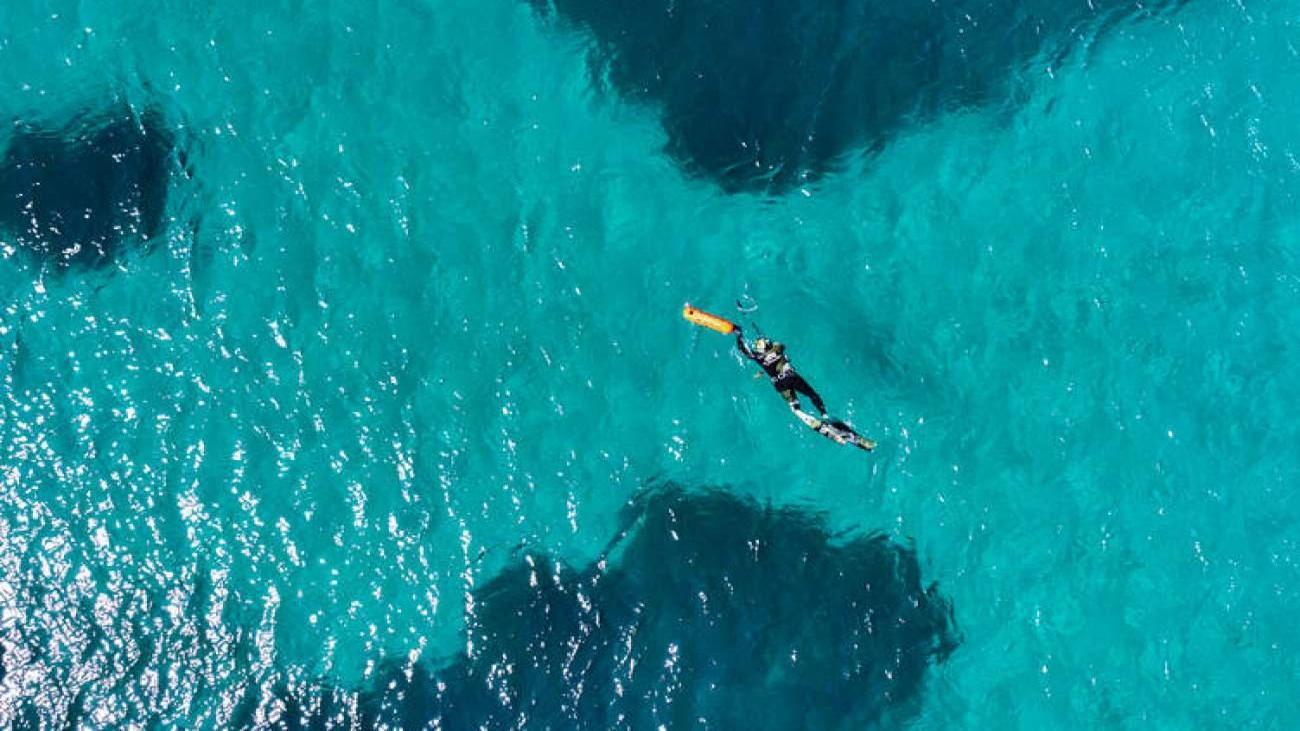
top-left (736, 333), bottom-right (828, 415)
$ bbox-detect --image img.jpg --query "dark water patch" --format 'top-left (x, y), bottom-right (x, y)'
top-left (254, 487), bottom-right (958, 729)
top-left (0, 105), bottom-right (180, 267)
top-left (530, 0), bottom-right (1184, 193)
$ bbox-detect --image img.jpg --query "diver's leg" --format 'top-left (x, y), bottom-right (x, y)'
top-left (849, 429), bottom-right (876, 451)
top-left (822, 425), bottom-right (848, 445)
top-left (775, 383), bottom-right (801, 411)
top-left (791, 405), bottom-right (844, 443)
top-left (788, 376), bottom-right (828, 416)
top-left (791, 405), bottom-right (822, 431)
top-left (831, 420), bottom-right (876, 451)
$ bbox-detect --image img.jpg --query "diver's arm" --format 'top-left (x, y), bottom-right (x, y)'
top-left (735, 331), bottom-right (759, 361)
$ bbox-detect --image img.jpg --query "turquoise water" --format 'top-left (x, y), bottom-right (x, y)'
top-left (2, 0), bottom-right (1300, 726)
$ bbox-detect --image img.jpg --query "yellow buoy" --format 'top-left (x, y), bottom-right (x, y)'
top-left (682, 303), bottom-right (737, 334)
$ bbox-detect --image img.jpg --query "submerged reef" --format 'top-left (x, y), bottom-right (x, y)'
top-left (532, 0), bottom-right (1184, 192)
top-left (252, 487), bottom-right (959, 729)
top-left (0, 105), bottom-right (178, 267)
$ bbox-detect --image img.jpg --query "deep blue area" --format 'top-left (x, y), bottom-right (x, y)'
top-left (533, 0), bottom-right (1183, 192)
top-left (254, 487), bottom-right (958, 729)
top-left (0, 105), bottom-right (178, 267)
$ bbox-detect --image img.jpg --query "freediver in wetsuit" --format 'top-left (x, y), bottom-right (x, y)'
top-left (735, 330), bottom-right (876, 451)
top-left (736, 331), bottom-right (828, 416)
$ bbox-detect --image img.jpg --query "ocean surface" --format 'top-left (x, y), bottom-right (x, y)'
top-left (2, 0), bottom-right (1299, 727)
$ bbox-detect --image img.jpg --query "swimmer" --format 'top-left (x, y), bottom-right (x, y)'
top-left (735, 330), bottom-right (829, 417)
top-left (735, 328), bottom-right (875, 451)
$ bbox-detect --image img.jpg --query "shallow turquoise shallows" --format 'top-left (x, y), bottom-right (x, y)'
top-left (2, 0), bottom-right (1299, 727)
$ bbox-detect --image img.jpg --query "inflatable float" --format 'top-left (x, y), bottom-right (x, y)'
top-left (682, 303), bottom-right (737, 334)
